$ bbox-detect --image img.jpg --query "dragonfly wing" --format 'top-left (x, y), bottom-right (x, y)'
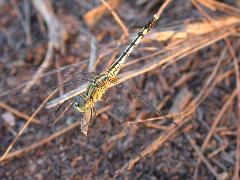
top-left (103, 85), bottom-right (130, 125)
top-left (117, 81), bottom-right (177, 126)
top-left (0, 65), bottom-right (96, 102)
top-left (102, 87), bottom-right (140, 149)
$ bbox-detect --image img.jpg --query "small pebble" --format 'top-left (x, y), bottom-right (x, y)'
top-left (1, 112), bottom-right (16, 126)
top-left (66, 116), bottom-right (75, 125)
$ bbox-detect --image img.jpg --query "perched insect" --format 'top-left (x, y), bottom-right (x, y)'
top-left (0, 2), bottom-right (178, 169)
top-left (0, 7), bottom-right (176, 136)
top-left (45, 12), bottom-right (175, 135)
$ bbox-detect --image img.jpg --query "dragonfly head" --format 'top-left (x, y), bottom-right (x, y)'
top-left (73, 96), bottom-right (88, 112)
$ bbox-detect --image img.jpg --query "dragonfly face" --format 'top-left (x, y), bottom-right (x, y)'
top-left (73, 96), bottom-right (89, 112)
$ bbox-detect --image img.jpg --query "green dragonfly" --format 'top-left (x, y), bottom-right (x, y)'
top-left (0, 7), bottom-right (176, 136)
top-left (45, 10), bottom-right (176, 135)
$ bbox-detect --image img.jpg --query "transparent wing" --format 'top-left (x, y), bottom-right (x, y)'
top-left (91, 79), bottom-right (177, 160)
top-left (0, 64), bottom-right (97, 102)
top-left (0, 63), bottom-right (98, 125)
top-left (93, 83), bottom-right (143, 156)
top-left (118, 81), bottom-right (177, 126)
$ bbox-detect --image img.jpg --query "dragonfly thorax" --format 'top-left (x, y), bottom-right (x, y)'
top-left (88, 73), bottom-right (114, 101)
top-left (73, 72), bottom-right (117, 113)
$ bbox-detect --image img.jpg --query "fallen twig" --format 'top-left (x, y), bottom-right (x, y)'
top-left (83, 0), bottom-right (123, 28)
top-left (23, 0), bottom-right (68, 93)
top-left (191, 2), bottom-right (239, 178)
top-left (100, 0), bottom-right (129, 39)
top-left (0, 106), bottom-right (109, 161)
top-left (185, 134), bottom-right (222, 179)
top-left (0, 102), bottom-right (42, 125)
top-left (0, 89), bottom-right (58, 162)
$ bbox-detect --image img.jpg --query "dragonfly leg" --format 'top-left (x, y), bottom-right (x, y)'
top-left (55, 99), bottom-right (68, 114)
top-left (52, 101), bottom-right (73, 125)
top-left (89, 106), bottom-right (97, 127)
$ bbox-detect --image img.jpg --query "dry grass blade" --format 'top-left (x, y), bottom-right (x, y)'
top-left (235, 93), bottom-right (240, 180)
top-left (195, 89), bottom-right (237, 173)
top-left (123, 99), bottom-right (192, 171)
top-left (84, 0), bottom-right (123, 28)
top-left (226, 38), bottom-right (240, 180)
top-left (0, 102), bottom-right (42, 125)
top-left (0, 122), bottom-right (80, 162)
top-left (191, 2), bottom-right (240, 178)
top-left (144, 16), bottom-right (240, 42)
top-left (1, 0), bottom-right (240, 178)
top-left (119, 53), bottom-right (236, 171)
top-left (0, 106), bottom-right (109, 161)
top-left (100, 0), bottom-right (129, 39)
top-left (0, 89), bottom-right (58, 162)
top-left (185, 134), bottom-right (222, 179)
top-left (126, 113), bottom-right (178, 125)
top-left (197, 0), bottom-right (240, 17)
top-left (23, 0), bottom-right (68, 93)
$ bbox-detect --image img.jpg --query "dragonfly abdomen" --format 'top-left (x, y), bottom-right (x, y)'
top-left (107, 14), bottom-right (159, 78)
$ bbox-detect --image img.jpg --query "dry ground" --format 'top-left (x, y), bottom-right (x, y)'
top-left (0, 0), bottom-right (240, 179)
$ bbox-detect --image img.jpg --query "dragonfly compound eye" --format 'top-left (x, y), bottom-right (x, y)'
top-left (75, 96), bottom-right (85, 104)
top-left (73, 96), bottom-right (87, 112)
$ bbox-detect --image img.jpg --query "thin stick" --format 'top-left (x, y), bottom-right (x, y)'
top-left (0, 102), bottom-right (42, 125)
top-left (191, 2), bottom-right (239, 178)
top-left (24, 0), bottom-right (32, 45)
top-left (225, 39), bottom-right (240, 180)
top-left (200, 89), bottom-right (237, 155)
top-left (0, 89), bottom-right (58, 162)
top-left (0, 121), bottom-right (80, 161)
top-left (23, 0), bottom-right (67, 92)
top-left (185, 134), bottom-right (220, 179)
top-left (0, 106), bottom-right (109, 161)
top-left (197, 0), bottom-right (240, 17)
top-left (225, 32), bottom-right (240, 180)
top-left (100, 0), bottom-right (129, 39)
top-left (126, 112), bottom-right (178, 125)
top-left (55, 58), bottom-right (64, 96)
top-left (118, 58), bottom-right (236, 172)
top-left (88, 37), bottom-right (98, 73)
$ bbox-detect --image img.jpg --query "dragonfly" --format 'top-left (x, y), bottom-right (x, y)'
top-left (0, 6), bottom-right (176, 137)
top-left (43, 9), bottom-right (177, 135)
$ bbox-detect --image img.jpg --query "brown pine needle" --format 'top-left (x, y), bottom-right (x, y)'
top-left (185, 134), bottom-right (221, 179)
top-left (0, 121), bottom-right (80, 161)
top-left (0, 106), bottom-right (110, 161)
top-left (200, 89), bottom-right (237, 154)
top-left (100, 0), bottom-right (129, 39)
top-left (191, 2), bottom-right (239, 178)
top-left (126, 112), bottom-right (179, 125)
top-left (0, 89), bottom-right (58, 162)
top-left (0, 102), bottom-right (42, 125)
